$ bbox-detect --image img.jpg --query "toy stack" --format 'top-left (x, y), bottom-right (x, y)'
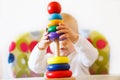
top-left (46, 1), bottom-right (75, 80)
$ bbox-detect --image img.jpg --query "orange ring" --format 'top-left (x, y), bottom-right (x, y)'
top-left (48, 19), bottom-right (63, 27)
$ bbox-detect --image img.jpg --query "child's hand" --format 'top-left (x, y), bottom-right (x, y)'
top-left (56, 23), bottom-right (79, 43)
top-left (38, 32), bottom-right (52, 50)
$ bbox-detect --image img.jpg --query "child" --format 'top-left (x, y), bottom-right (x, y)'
top-left (28, 13), bottom-right (98, 77)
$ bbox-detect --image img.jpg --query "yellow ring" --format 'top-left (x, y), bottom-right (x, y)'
top-left (48, 19), bottom-right (63, 27)
top-left (47, 56), bottom-right (69, 64)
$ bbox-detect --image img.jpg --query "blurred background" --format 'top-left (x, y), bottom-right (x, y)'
top-left (0, 0), bottom-right (120, 79)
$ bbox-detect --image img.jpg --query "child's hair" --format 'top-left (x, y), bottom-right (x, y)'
top-left (61, 13), bottom-right (79, 34)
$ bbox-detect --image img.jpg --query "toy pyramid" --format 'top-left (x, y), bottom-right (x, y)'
top-left (46, 1), bottom-right (75, 80)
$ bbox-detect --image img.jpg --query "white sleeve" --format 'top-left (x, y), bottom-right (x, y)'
top-left (74, 35), bottom-right (98, 67)
top-left (28, 44), bottom-right (53, 73)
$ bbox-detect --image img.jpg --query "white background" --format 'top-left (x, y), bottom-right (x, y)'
top-left (0, 0), bottom-right (120, 79)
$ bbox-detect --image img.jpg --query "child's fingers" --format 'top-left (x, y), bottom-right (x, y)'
top-left (58, 23), bottom-right (65, 26)
top-left (44, 39), bottom-right (51, 43)
top-left (59, 33), bottom-right (69, 39)
top-left (43, 36), bottom-right (48, 40)
top-left (56, 24), bottom-right (67, 30)
top-left (56, 26), bottom-right (65, 30)
top-left (43, 31), bottom-right (49, 36)
top-left (56, 29), bottom-right (69, 34)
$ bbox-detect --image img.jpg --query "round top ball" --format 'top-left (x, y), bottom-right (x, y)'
top-left (47, 1), bottom-right (61, 14)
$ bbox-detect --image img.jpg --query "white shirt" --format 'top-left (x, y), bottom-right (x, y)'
top-left (28, 35), bottom-right (98, 77)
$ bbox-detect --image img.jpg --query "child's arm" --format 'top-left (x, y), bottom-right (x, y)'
top-left (28, 32), bottom-right (53, 73)
top-left (37, 31), bottom-right (52, 50)
top-left (56, 23), bottom-right (98, 67)
top-left (74, 35), bottom-right (98, 67)
top-left (28, 44), bottom-right (47, 73)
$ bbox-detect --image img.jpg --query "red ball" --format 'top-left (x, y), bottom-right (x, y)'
top-left (47, 1), bottom-right (61, 14)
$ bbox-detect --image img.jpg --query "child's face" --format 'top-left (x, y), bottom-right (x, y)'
top-left (50, 38), bottom-right (75, 56)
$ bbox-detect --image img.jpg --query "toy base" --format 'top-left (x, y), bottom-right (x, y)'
top-left (46, 77), bottom-right (75, 80)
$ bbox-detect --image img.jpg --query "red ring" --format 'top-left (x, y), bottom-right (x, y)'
top-left (46, 70), bottom-right (72, 78)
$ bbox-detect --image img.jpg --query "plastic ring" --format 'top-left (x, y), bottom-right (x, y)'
top-left (46, 70), bottom-right (72, 78)
top-left (47, 56), bottom-right (69, 64)
top-left (48, 13), bottom-right (62, 20)
top-left (47, 63), bottom-right (70, 71)
top-left (48, 26), bottom-right (57, 32)
top-left (48, 32), bottom-right (60, 41)
top-left (48, 19), bottom-right (63, 27)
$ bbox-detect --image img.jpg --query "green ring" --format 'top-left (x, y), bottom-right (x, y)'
top-left (48, 26), bottom-right (57, 32)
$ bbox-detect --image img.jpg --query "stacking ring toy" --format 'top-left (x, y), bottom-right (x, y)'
top-left (46, 70), bottom-right (72, 78)
top-left (48, 26), bottom-right (57, 32)
top-left (48, 19), bottom-right (63, 27)
top-left (48, 32), bottom-right (60, 41)
top-left (47, 56), bottom-right (69, 64)
top-left (47, 63), bottom-right (70, 71)
top-left (48, 13), bottom-right (62, 20)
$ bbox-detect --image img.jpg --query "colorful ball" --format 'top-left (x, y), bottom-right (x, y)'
top-left (8, 30), bottom-right (44, 78)
top-left (47, 1), bottom-right (61, 14)
top-left (84, 30), bottom-right (110, 74)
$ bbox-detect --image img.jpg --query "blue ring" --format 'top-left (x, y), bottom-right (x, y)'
top-left (49, 13), bottom-right (62, 20)
top-left (47, 63), bottom-right (70, 71)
